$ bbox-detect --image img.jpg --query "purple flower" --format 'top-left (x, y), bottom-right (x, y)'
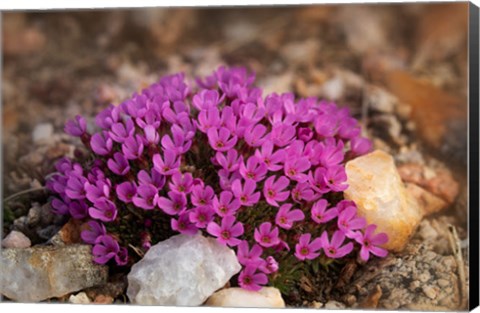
top-left (137, 169), bottom-right (165, 189)
top-left (239, 156), bottom-right (267, 182)
top-left (169, 172), bottom-right (194, 194)
top-left (231, 179), bottom-right (260, 207)
top-left (350, 136), bottom-right (372, 156)
top-left (192, 89), bottom-right (223, 111)
top-left (291, 182), bottom-right (316, 203)
top-left (153, 150), bottom-right (180, 176)
top-left (295, 233), bottom-right (323, 260)
top-left (81, 220), bottom-right (106, 244)
top-left (161, 125), bottom-right (192, 155)
top-left (337, 205), bottom-right (366, 239)
top-left (116, 181), bottom-right (137, 204)
top-left (298, 127), bottom-right (313, 142)
top-left (65, 115), bottom-right (87, 137)
top-left (122, 134), bottom-right (144, 160)
top-left (95, 105), bottom-right (121, 129)
top-left (309, 165), bottom-right (348, 193)
top-left (218, 169), bottom-right (242, 191)
top-left (207, 215), bottom-right (244, 246)
top-left (263, 175), bottom-right (290, 207)
top-left (88, 198), bottom-right (117, 222)
top-left (132, 184), bottom-right (159, 210)
top-left (284, 156), bottom-right (311, 182)
top-left (92, 235), bottom-right (119, 264)
top-left (244, 124), bottom-right (269, 147)
top-left (314, 112), bottom-right (337, 138)
top-left (354, 224), bottom-right (389, 261)
top-left (189, 206), bottom-right (214, 228)
top-left (315, 139), bottom-right (344, 168)
top-left (320, 230), bottom-right (354, 259)
top-left (65, 174), bottom-right (87, 200)
top-left (254, 141), bottom-right (286, 171)
top-left (109, 119), bottom-right (135, 143)
top-left (215, 150), bottom-right (242, 172)
top-left (115, 247), bottom-right (129, 266)
top-left (69, 200), bottom-right (89, 219)
top-left (90, 131), bottom-right (113, 156)
top-left (259, 256), bottom-right (279, 274)
top-left (271, 122), bottom-right (296, 147)
top-left (162, 101), bottom-right (189, 125)
top-left (157, 191), bottom-right (187, 215)
top-left (143, 125), bottom-right (160, 145)
top-left (207, 127), bottom-right (237, 152)
top-left (171, 212), bottom-right (199, 235)
top-left (254, 222), bottom-right (280, 248)
top-left (197, 107), bottom-right (221, 133)
top-left (85, 179), bottom-right (111, 203)
top-left (311, 199), bottom-right (338, 224)
top-left (275, 203), bottom-right (304, 229)
top-left (51, 198), bottom-right (70, 215)
top-left (107, 152), bottom-right (130, 176)
top-left (190, 185), bottom-right (215, 207)
top-left (238, 265), bottom-right (268, 291)
top-left (212, 191), bottom-right (240, 217)
top-left (237, 240), bottom-right (264, 266)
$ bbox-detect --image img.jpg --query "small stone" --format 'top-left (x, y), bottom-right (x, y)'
top-left (32, 123), bottom-right (54, 144)
top-left (27, 203), bottom-right (42, 226)
top-left (344, 150), bottom-right (423, 252)
top-left (366, 85), bottom-right (398, 114)
top-left (127, 234), bottom-right (241, 306)
top-left (0, 245), bottom-right (108, 302)
top-left (69, 292), bottom-right (91, 304)
top-left (206, 287), bottom-right (285, 308)
top-left (94, 295), bottom-right (114, 304)
top-left (437, 279), bottom-right (450, 288)
top-left (49, 219), bottom-right (83, 245)
top-left (409, 280), bottom-right (421, 291)
top-left (422, 286), bottom-right (438, 299)
top-left (406, 183), bottom-right (448, 216)
top-left (325, 300), bottom-right (346, 309)
top-left (311, 301), bottom-right (324, 308)
top-left (1, 230), bottom-right (31, 248)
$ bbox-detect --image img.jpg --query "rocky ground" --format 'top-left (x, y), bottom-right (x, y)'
top-left (1, 3), bottom-right (469, 309)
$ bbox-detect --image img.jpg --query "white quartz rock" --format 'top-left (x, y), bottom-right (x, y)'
top-left (0, 245), bottom-right (108, 302)
top-left (127, 233), bottom-right (241, 306)
top-left (344, 150), bottom-right (422, 252)
top-left (205, 287), bottom-right (285, 308)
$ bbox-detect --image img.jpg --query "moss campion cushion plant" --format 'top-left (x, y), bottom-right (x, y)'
top-left (47, 66), bottom-right (388, 291)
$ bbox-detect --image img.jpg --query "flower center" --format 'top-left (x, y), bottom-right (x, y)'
top-left (219, 206), bottom-right (228, 214)
top-left (300, 247), bottom-right (309, 255)
top-left (262, 236), bottom-right (271, 243)
top-left (328, 247), bottom-right (336, 255)
top-left (178, 186), bottom-right (185, 192)
top-left (199, 199), bottom-right (206, 205)
top-left (279, 216), bottom-right (287, 224)
top-left (163, 166), bottom-right (170, 172)
top-left (216, 141), bottom-right (225, 148)
top-left (198, 214), bottom-right (206, 222)
top-left (364, 240), bottom-right (370, 247)
top-left (288, 169), bottom-right (297, 176)
top-left (243, 276), bottom-right (252, 285)
top-left (267, 189), bottom-right (275, 198)
top-left (240, 195), bottom-right (248, 203)
top-left (246, 172), bottom-right (255, 179)
top-left (105, 210), bottom-right (113, 218)
top-left (221, 230), bottom-right (231, 240)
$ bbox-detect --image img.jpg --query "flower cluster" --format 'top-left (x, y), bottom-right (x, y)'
top-left (47, 66), bottom-right (388, 291)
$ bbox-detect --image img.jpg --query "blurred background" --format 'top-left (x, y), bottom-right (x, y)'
top-left (2, 2), bottom-right (469, 228)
